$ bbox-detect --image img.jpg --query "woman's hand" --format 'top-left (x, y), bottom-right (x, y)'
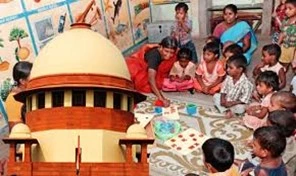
top-left (162, 98), bottom-right (170, 107)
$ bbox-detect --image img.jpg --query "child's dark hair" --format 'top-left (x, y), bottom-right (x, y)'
top-left (175, 2), bottom-right (189, 12)
top-left (227, 54), bottom-right (247, 72)
top-left (223, 4), bottom-right (238, 14)
top-left (268, 110), bottom-right (296, 137)
top-left (206, 35), bottom-right (221, 45)
top-left (177, 48), bottom-right (192, 61)
top-left (13, 61), bottom-right (33, 85)
top-left (160, 36), bottom-right (178, 50)
top-left (203, 42), bottom-right (220, 58)
top-left (286, 0), bottom-right (296, 7)
top-left (224, 44), bottom-right (243, 56)
top-left (254, 126), bottom-right (286, 158)
top-left (202, 138), bottom-right (234, 172)
top-left (262, 44), bottom-right (281, 61)
top-left (271, 91), bottom-right (296, 113)
top-left (256, 71), bottom-right (279, 91)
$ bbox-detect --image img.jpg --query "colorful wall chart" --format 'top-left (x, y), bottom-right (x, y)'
top-left (0, 0), bottom-right (150, 83)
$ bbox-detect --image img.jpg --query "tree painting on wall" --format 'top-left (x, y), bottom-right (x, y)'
top-left (9, 27), bottom-right (30, 61)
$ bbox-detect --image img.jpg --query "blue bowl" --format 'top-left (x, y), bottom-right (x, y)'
top-left (154, 106), bottom-right (163, 113)
top-left (186, 104), bottom-right (197, 115)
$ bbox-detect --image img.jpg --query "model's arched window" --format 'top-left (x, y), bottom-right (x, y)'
top-left (27, 96), bottom-right (32, 111)
top-left (94, 91), bottom-right (106, 107)
top-left (52, 91), bottom-right (64, 107)
top-left (127, 96), bottom-right (133, 112)
top-left (72, 90), bottom-right (86, 106)
top-left (113, 93), bottom-right (122, 110)
top-left (37, 92), bottom-right (45, 109)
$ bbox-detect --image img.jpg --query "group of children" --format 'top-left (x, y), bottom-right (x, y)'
top-left (161, 1), bottom-right (296, 176)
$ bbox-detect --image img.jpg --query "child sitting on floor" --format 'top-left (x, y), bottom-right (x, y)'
top-left (267, 110), bottom-right (296, 176)
top-left (221, 43), bottom-right (243, 68)
top-left (162, 48), bottom-right (196, 92)
top-left (240, 126), bottom-right (287, 176)
top-left (253, 43), bottom-right (286, 90)
top-left (194, 42), bottom-right (225, 95)
top-left (243, 71), bottom-right (279, 130)
top-left (213, 55), bottom-right (253, 118)
top-left (202, 138), bottom-right (240, 176)
top-left (268, 91), bottom-right (296, 115)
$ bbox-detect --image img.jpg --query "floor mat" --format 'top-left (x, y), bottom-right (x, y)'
top-left (134, 95), bottom-right (253, 176)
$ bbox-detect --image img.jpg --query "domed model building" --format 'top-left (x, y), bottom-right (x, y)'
top-left (4, 23), bottom-right (153, 176)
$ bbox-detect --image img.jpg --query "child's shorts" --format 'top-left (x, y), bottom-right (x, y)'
top-left (279, 45), bottom-right (296, 64)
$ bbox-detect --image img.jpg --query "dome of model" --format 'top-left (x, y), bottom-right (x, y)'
top-left (9, 123), bottom-right (31, 138)
top-left (30, 25), bottom-right (131, 80)
top-left (126, 123), bottom-right (147, 138)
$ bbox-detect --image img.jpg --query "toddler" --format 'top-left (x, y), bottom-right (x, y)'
top-left (267, 110), bottom-right (296, 176)
top-left (243, 71), bottom-right (279, 130)
top-left (253, 43), bottom-right (286, 89)
top-left (172, 3), bottom-right (198, 63)
top-left (202, 138), bottom-right (240, 176)
top-left (214, 55), bottom-right (253, 118)
top-left (194, 42), bottom-right (225, 95)
top-left (272, 0), bottom-right (287, 43)
top-left (162, 48), bottom-right (195, 92)
top-left (278, 0), bottom-right (296, 70)
top-left (241, 126), bottom-right (287, 176)
top-left (268, 91), bottom-right (296, 114)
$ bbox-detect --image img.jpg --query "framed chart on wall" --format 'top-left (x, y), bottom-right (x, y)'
top-left (129, 0), bottom-right (150, 44)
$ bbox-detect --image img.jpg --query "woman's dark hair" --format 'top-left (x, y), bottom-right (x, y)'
top-left (13, 61), bottom-right (33, 85)
top-left (223, 4), bottom-right (238, 14)
top-left (203, 42), bottom-right (220, 58)
top-left (224, 44), bottom-right (243, 56)
top-left (227, 54), bottom-right (247, 72)
top-left (202, 138), bottom-right (234, 172)
top-left (177, 48), bottom-right (192, 61)
top-left (268, 110), bottom-right (296, 137)
top-left (159, 36), bottom-right (178, 50)
top-left (175, 2), bottom-right (189, 12)
top-left (254, 126), bottom-right (286, 158)
top-left (262, 43), bottom-right (281, 61)
top-left (256, 71), bottom-right (279, 91)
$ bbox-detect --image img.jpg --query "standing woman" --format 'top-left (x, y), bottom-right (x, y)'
top-left (5, 61), bottom-right (32, 128)
top-left (126, 36), bottom-right (178, 107)
top-left (213, 4), bottom-right (258, 64)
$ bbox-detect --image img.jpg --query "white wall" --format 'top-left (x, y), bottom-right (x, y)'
top-left (212, 0), bottom-right (263, 6)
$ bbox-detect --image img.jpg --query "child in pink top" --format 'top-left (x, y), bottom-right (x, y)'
top-left (162, 48), bottom-right (196, 92)
top-left (243, 71), bottom-right (279, 130)
top-left (194, 42), bottom-right (225, 95)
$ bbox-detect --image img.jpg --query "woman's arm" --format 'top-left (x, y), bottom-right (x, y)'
top-left (278, 68), bottom-right (286, 89)
top-left (148, 69), bottom-right (169, 106)
top-left (242, 33), bottom-right (251, 52)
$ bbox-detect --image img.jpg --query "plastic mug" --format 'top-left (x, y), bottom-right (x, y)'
top-left (186, 104), bottom-right (197, 115)
top-left (154, 106), bottom-right (162, 114)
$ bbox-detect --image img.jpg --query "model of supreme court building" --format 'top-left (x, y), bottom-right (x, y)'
top-left (3, 23), bottom-right (153, 176)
